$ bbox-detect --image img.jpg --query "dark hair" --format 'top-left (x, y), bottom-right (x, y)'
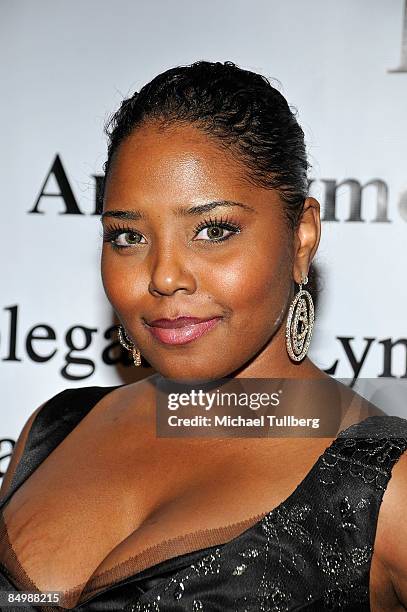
top-left (102, 60), bottom-right (320, 308)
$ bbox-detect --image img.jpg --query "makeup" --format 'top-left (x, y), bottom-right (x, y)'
top-left (144, 317), bottom-right (222, 345)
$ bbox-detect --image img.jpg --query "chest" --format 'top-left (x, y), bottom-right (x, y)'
top-left (0, 408), bottom-right (387, 608)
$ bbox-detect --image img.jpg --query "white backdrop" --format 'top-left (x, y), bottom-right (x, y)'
top-left (1, 0), bottom-right (407, 479)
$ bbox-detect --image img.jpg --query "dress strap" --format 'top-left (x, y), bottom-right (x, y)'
top-left (337, 413), bottom-right (407, 440)
top-left (298, 414), bottom-right (407, 608)
top-left (0, 385), bottom-right (122, 510)
top-left (327, 414), bottom-right (407, 490)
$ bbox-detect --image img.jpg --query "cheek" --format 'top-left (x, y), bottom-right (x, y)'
top-left (214, 244), bottom-right (291, 332)
top-left (101, 251), bottom-right (144, 311)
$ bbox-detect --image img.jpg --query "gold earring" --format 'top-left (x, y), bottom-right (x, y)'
top-left (285, 274), bottom-right (314, 362)
top-left (117, 325), bottom-right (142, 366)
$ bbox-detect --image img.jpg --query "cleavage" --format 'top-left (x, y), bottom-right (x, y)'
top-left (0, 409), bottom-right (333, 605)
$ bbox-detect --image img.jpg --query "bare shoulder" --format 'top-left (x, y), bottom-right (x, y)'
top-left (0, 377), bottom-right (159, 500)
top-left (373, 446), bottom-right (407, 608)
top-left (96, 374), bottom-right (161, 429)
top-left (332, 379), bottom-right (387, 432)
top-left (107, 373), bottom-right (160, 406)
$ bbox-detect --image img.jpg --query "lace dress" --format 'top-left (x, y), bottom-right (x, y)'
top-left (0, 385), bottom-right (406, 611)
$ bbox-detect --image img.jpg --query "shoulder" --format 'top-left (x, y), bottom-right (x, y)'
top-left (0, 377), bottom-right (159, 503)
top-left (32, 377), bottom-right (160, 428)
top-left (31, 378), bottom-right (157, 416)
top-left (371, 418), bottom-right (407, 607)
top-left (333, 379), bottom-right (387, 432)
top-left (0, 377), bottom-right (157, 500)
top-left (0, 387), bottom-right (82, 499)
top-left (34, 376), bottom-right (161, 432)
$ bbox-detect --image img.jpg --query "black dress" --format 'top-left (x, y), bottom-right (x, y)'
top-left (1, 384), bottom-right (407, 611)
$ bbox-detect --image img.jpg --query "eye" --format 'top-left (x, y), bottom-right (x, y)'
top-left (193, 216), bottom-right (242, 244)
top-left (102, 224), bottom-right (146, 250)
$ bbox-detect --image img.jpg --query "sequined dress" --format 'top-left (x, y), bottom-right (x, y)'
top-left (1, 384), bottom-right (407, 611)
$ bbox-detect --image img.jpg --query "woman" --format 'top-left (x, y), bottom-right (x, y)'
top-left (1, 61), bottom-right (407, 611)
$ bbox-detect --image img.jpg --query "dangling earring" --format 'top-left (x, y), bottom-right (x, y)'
top-left (285, 274), bottom-right (315, 362)
top-left (117, 324), bottom-right (142, 366)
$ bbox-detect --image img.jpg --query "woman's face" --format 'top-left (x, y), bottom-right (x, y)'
top-left (101, 121), bottom-right (318, 381)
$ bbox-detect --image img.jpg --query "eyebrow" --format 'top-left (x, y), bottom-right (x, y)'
top-left (100, 200), bottom-right (256, 222)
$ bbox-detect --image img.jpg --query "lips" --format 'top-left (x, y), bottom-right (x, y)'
top-left (144, 316), bottom-right (222, 345)
top-left (147, 316), bottom-right (215, 329)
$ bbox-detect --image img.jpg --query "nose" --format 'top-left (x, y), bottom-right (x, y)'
top-left (148, 247), bottom-right (197, 297)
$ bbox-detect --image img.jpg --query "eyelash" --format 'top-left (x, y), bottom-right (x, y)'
top-left (102, 223), bottom-right (144, 250)
top-left (193, 216), bottom-right (242, 243)
top-left (102, 216), bottom-right (242, 251)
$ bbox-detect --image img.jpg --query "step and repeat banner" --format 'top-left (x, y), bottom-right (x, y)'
top-left (1, 0), bottom-right (407, 479)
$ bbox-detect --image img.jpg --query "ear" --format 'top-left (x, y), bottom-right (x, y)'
top-left (292, 197), bottom-right (321, 284)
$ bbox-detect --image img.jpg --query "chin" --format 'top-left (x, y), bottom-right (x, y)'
top-left (149, 358), bottom-right (230, 383)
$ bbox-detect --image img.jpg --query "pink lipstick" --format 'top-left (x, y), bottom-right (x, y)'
top-left (144, 316), bottom-right (222, 345)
